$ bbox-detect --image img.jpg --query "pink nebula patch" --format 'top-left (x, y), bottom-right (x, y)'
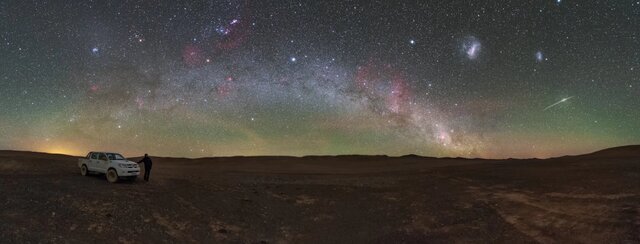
top-left (355, 61), bottom-right (412, 114)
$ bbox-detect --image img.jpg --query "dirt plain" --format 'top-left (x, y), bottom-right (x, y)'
top-left (0, 146), bottom-right (639, 243)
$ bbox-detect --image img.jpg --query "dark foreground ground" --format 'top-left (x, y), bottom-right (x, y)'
top-left (1, 146), bottom-right (639, 243)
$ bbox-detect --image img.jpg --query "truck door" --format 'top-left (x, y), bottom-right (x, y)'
top-left (89, 153), bottom-right (99, 171)
top-left (97, 153), bottom-right (109, 172)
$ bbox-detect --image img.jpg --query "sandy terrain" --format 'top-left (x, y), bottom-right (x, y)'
top-left (0, 146), bottom-right (639, 243)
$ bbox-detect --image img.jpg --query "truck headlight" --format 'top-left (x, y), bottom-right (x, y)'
top-left (118, 163), bottom-right (128, 168)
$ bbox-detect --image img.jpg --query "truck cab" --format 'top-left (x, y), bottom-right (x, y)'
top-left (78, 152), bottom-right (140, 183)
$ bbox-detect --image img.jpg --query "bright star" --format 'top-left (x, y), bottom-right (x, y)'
top-left (216, 26), bottom-right (230, 35)
top-left (409, 39), bottom-right (415, 45)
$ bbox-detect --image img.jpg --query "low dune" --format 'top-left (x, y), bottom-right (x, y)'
top-left (0, 146), bottom-right (639, 243)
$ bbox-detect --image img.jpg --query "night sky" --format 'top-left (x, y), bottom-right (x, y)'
top-left (1, 0), bottom-right (638, 158)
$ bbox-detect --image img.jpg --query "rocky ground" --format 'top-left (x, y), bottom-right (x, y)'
top-left (0, 146), bottom-right (639, 243)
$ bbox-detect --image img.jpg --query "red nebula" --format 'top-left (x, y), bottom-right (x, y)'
top-left (215, 18), bottom-right (250, 51)
top-left (216, 76), bottom-right (236, 99)
top-left (135, 97), bottom-right (144, 109)
top-left (387, 73), bottom-right (411, 114)
top-left (354, 61), bottom-right (412, 114)
top-left (214, 2), bottom-right (253, 51)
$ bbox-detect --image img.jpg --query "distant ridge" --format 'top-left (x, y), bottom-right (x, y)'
top-left (1, 144), bottom-right (639, 160)
top-left (580, 145), bottom-right (640, 158)
top-left (0, 150), bottom-right (79, 159)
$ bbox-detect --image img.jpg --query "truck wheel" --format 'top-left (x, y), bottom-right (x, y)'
top-left (81, 164), bottom-right (89, 176)
top-left (106, 168), bottom-right (119, 183)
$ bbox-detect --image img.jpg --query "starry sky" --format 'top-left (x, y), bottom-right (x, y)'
top-left (0, 0), bottom-right (638, 158)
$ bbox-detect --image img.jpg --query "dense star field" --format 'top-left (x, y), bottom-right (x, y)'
top-left (0, 1), bottom-right (638, 158)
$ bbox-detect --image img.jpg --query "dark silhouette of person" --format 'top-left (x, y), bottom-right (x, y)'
top-left (137, 153), bottom-right (153, 181)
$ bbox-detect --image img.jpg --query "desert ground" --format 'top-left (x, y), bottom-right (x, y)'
top-left (1, 146), bottom-right (639, 243)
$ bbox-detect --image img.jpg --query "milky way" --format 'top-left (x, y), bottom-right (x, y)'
top-left (0, 1), bottom-right (638, 158)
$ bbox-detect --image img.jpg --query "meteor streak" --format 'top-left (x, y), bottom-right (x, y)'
top-left (543, 96), bottom-right (574, 111)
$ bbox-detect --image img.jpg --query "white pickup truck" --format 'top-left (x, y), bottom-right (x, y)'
top-left (78, 152), bottom-right (140, 183)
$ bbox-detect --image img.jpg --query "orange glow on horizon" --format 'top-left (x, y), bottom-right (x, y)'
top-left (35, 142), bottom-right (83, 156)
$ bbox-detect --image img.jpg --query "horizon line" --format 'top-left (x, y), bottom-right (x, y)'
top-left (1, 144), bottom-right (638, 161)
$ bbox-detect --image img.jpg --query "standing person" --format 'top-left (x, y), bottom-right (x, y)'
top-left (137, 153), bottom-right (153, 182)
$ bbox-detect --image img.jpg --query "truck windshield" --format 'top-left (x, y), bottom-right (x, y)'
top-left (106, 153), bottom-right (126, 160)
